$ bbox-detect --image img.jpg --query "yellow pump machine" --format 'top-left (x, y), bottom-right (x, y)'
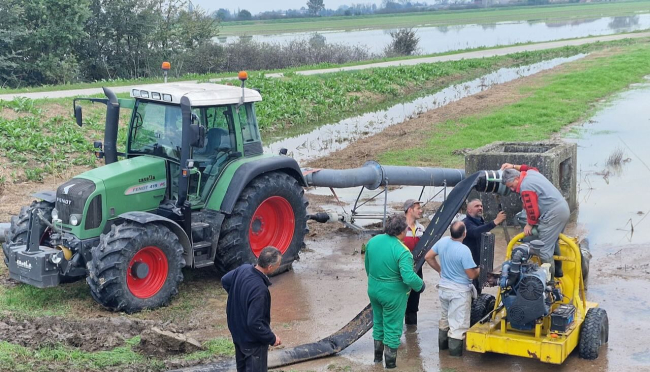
top-left (466, 233), bottom-right (608, 364)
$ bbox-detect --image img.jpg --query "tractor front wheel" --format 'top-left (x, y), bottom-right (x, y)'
top-left (215, 172), bottom-right (308, 275)
top-left (3, 201), bottom-right (54, 266)
top-left (578, 307), bottom-right (609, 360)
top-left (87, 222), bottom-right (185, 313)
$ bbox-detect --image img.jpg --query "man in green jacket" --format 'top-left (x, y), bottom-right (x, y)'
top-left (365, 214), bottom-right (425, 369)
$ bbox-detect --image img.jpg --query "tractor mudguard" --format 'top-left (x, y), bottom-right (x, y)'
top-left (32, 191), bottom-right (56, 204)
top-left (219, 156), bottom-right (306, 214)
top-left (119, 211), bottom-right (191, 266)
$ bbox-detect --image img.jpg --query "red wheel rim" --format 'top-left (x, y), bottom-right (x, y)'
top-left (127, 246), bottom-right (168, 299)
top-left (249, 196), bottom-right (295, 257)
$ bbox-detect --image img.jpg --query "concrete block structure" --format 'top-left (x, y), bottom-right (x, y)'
top-left (465, 141), bottom-right (577, 223)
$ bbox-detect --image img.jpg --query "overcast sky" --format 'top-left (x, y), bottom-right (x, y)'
top-left (191, 0), bottom-right (384, 14)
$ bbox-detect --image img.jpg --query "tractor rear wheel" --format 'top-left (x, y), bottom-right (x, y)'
top-left (87, 222), bottom-right (184, 313)
top-left (470, 293), bottom-right (496, 326)
top-left (578, 307), bottom-right (609, 360)
top-left (215, 172), bottom-right (308, 275)
top-left (2, 201), bottom-right (54, 266)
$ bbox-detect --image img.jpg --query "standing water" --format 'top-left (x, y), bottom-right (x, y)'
top-left (265, 54), bottom-right (586, 164)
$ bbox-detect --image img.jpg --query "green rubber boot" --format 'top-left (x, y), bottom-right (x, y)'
top-left (384, 346), bottom-right (398, 369)
top-left (449, 338), bottom-right (463, 357)
top-left (438, 329), bottom-right (449, 351)
top-left (374, 340), bottom-right (384, 363)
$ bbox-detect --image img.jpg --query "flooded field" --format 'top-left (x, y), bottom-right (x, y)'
top-left (216, 15), bottom-right (650, 55)
top-left (265, 54), bottom-right (586, 164)
top-left (260, 82), bottom-right (650, 371)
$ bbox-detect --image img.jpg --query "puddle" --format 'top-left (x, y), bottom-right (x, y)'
top-left (566, 80), bottom-right (650, 249)
top-left (265, 54), bottom-right (586, 163)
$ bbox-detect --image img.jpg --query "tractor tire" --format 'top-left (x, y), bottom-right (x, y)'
top-left (578, 307), bottom-right (609, 360)
top-left (470, 293), bottom-right (496, 326)
top-left (215, 172), bottom-right (308, 275)
top-left (87, 222), bottom-right (185, 313)
top-left (2, 201), bottom-right (54, 266)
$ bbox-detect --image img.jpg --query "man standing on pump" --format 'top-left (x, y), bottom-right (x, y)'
top-left (501, 163), bottom-right (570, 277)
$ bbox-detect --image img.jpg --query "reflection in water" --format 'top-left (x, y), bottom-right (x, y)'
top-left (216, 15), bottom-right (650, 54)
top-left (265, 55), bottom-right (585, 164)
top-left (567, 81), bottom-right (650, 248)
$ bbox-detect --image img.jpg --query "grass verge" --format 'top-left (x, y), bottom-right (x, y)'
top-left (379, 43), bottom-right (650, 167)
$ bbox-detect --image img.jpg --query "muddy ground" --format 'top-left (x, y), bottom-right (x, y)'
top-left (2, 51), bottom-right (650, 371)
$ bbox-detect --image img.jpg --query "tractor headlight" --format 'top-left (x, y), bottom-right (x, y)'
top-left (51, 208), bottom-right (59, 221)
top-left (70, 214), bottom-right (81, 226)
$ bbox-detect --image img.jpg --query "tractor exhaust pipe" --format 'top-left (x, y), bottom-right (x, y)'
top-left (303, 161), bottom-right (466, 189)
top-left (102, 87), bottom-right (119, 165)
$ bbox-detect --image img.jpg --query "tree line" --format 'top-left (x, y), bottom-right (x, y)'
top-left (0, 0), bottom-right (217, 88)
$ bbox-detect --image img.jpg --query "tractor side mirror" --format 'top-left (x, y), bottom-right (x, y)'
top-left (189, 124), bottom-right (205, 148)
top-left (74, 105), bottom-right (83, 127)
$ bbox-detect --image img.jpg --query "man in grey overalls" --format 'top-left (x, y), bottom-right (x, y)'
top-left (501, 163), bottom-right (570, 277)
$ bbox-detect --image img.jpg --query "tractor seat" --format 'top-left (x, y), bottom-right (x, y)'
top-left (195, 127), bottom-right (231, 156)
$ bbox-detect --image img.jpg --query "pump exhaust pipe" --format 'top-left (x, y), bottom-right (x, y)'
top-left (303, 161), bottom-right (466, 190)
top-left (102, 87), bottom-right (119, 165)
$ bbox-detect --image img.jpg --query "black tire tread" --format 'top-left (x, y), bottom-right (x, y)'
top-left (578, 307), bottom-right (609, 360)
top-left (214, 172), bottom-right (308, 275)
top-left (86, 222), bottom-right (185, 313)
top-left (2, 201), bottom-right (54, 266)
top-left (470, 293), bottom-right (496, 326)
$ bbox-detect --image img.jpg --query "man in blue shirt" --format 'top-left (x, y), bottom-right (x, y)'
top-left (222, 247), bottom-right (283, 372)
top-left (425, 221), bottom-right (479, 357)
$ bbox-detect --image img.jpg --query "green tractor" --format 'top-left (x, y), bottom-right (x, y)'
top-left (3, 75), bottom-right (308, 313)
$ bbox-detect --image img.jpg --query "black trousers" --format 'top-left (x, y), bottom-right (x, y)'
top-left (235, 343), bottom-right (268, 372)
top-left (406, 267), bottom-right (424, 314)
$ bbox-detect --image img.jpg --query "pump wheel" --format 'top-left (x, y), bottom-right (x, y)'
top-left (87, 222), bottom-right (184, 313)
top-left (216, 172), bottom-right (308, 275)
top-left (579, 307), bottom-right (609, 360)
top-left (470, 293), bottom-right (496, 326)
top-left (3, 201), bottom-right (54, 266)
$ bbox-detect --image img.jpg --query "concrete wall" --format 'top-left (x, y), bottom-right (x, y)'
top-left (465, 141), bottom-right (577, 223)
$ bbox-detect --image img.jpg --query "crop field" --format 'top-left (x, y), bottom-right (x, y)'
top-left (219, 1), bottom-right (650, 36)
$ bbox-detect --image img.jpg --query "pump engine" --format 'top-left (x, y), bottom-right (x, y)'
top-left (499, 240), bottom-right (561, 330)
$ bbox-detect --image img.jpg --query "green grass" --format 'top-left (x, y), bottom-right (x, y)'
top-left (0, 281), bottom-right (94, 317)
top-left (0, 337), bottom-right (162, 372)
top-left (379, 43), bottom-right (650, 167)
top-left (184, 338), bottom-right (235, 361)
top-left (219, 1), bottom-right (650, 35)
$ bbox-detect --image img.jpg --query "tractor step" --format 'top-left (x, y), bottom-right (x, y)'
top-left (192, 241), bottom-right (212, 266)
top-left (191, 222), bottom-right (210, 230)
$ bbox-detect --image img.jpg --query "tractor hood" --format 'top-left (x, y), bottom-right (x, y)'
top-left (55, 156), bottom-right (168, 237)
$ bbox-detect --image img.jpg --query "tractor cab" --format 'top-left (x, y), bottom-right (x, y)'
top-left (127, 82), bottom-right (263, 207)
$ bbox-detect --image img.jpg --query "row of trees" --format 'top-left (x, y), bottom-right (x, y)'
top-left (0, 0), bottom-right (217, 88)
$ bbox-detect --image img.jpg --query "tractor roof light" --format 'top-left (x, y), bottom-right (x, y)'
top-left (131, 89), bottom-right (140, 97)
top-left (162, 94), bottom-right (172, 102)
top-left (151, 92), bottom-right (161, 100)
top-left (161, 61), bottom-right (171, 71)
top-left (238, 71), bottom-right (248, 81)
top-left (140, 90), bottom-right (149, 98)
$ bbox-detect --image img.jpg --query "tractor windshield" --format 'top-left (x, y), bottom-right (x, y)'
top-left (129, 101), bottom-right (183, 160)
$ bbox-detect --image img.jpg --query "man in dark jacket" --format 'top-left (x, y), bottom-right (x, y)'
top-left (462, 199), bottom-right (506, 294)
top-left (222, 247), bottom-right (283, 372)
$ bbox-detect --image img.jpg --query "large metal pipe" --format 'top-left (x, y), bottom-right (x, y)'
top-left (303, 161), bottom-right (465, 190)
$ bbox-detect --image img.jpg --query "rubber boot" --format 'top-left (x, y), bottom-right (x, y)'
top-left (405, 312), bottom-right (417, 325)
top-left (384, 346), bottom-right (398, 369)
top-left (438, 329), bottom-right (449, 350)
top-left (374, 340), bottom-right (384, 363)
top-left (449, 338), bottom-right (463, 357)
